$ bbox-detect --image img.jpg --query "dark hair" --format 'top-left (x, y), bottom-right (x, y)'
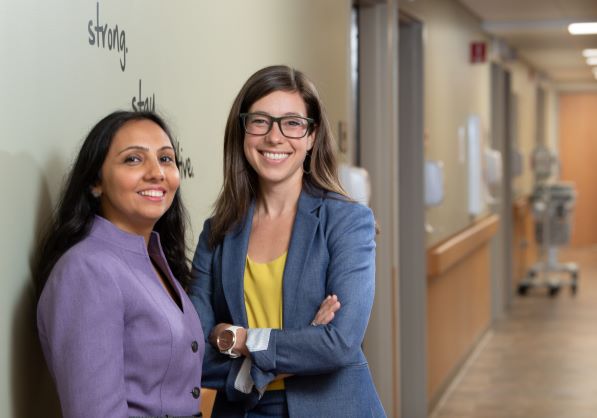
top-left (34, 110), bottom-right (191, 298)
top-left (209, 65), bottom-right (347, 247)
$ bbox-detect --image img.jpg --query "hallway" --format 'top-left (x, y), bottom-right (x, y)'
top-left (431, 246), bottom-right (597, 418)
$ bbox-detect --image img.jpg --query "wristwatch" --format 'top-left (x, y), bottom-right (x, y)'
top-left (216, 325), bottom-right (242, 358)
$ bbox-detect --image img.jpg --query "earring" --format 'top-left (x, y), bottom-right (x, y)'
top-left (303, 152), bottom-right (312, 175)
top-left (91, 189), bottom-right (101, 198)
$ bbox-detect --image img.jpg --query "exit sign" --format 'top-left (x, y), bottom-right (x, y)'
top-left (470, 42), bottom-right (486, 63)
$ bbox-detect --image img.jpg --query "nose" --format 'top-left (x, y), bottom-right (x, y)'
top-left (146, 157), bottom-right (165, 181)
top-left (265, 121), bottom-right (285, 144)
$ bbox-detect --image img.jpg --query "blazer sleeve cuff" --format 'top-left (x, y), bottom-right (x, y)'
top-left (225, 357), bottom-right (265, 409)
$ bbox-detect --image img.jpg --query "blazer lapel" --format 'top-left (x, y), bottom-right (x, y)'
top-left (283, 190), bottom-right (322, 326)
top-left (221, 203), bottom-right (254, 327)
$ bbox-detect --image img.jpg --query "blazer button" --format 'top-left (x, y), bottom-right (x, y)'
top-left (191, 340), bottom-right (199, 353)
top-left (191, 386), bottom-right (200, 399)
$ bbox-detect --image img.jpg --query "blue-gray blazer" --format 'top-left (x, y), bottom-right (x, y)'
top-left (189, 189), bottom-right (386, 418)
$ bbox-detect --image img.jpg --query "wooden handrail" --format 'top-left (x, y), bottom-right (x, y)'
top-left (513, 196), bottom-right (529, 217)
top-left (427, 214), bottom-right (499, 277)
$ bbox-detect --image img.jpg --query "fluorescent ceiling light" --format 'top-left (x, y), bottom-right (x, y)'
top-left (587, 57), bottom-right (597, 66)
top-left (568, 22), bottom-right (597, 35)
top-left (583, 49), bottom-right (597, 58)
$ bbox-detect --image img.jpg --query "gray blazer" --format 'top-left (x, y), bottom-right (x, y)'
top-left (190, 189), bottom-right (386, 417)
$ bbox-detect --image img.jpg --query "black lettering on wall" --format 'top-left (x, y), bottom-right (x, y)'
top-left (131, 79), bottom-right (155, 112)
top-left (130, 79), bottom-right (195, 179)
top-left (87, 2), bottom-right (128, 71)
top-left (173, 139), bottom-right (195, 179)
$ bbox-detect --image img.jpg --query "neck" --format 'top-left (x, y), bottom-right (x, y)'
top-left (100, 215), bottom-right (154, 247)
top-left (126, 225), bottom-right (153, 247)
top-left (141, 231), bottom-right (152, 247)
top-left (256, 177), bottom-right (302, 218)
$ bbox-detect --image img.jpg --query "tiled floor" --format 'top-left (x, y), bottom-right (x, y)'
top-left (430, 246), bottom-right (597, 418)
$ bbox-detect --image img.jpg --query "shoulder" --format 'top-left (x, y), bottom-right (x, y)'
top-left (319, 193), bottom-right (374, 226)
top-left (301, 190), bottom-right (375, 246)
top-left (58, 235), bottom-right (123, 271)
top-left (322, 193), bottom-right (371, 213)
top-left (196, 216), bottom-right (215, 249)
top-left (43, 236), bottom-right (125, 297)
top-left (38, 236), bottom-right (127, 328)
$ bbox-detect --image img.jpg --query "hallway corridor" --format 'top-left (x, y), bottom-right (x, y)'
top-left (431, 246), bottom-right (597, 418)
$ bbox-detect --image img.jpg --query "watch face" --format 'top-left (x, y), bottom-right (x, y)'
top-left (217, 330), bottom-right (234, 351)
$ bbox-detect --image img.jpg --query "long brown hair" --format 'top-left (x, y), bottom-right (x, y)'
top-left (209, 65), bottom-right (347, 248)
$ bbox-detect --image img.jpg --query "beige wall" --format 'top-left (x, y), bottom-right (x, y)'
top-left (0, 1), bottom-right (351, 416)
top-left (508, 62), bottom-right (541, 196)
top-left (400, 0), bottom-right (492, 247)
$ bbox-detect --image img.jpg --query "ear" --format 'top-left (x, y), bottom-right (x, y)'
top-left (306, 128), bottom-right (316, 151)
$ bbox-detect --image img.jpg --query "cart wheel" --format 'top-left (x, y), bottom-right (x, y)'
top-left (548, 286), bottom-right (560, 297)
top-left (518, 284), bottom-right (529, 296)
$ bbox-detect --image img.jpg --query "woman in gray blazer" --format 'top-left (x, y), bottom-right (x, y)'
top-left (190, 66), bottom-right (386, 418)
top-left (35, 111), bottom-right (204, 418)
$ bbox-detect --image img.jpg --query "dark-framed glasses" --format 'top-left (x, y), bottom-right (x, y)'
top-left (240, 113), bottom-right (314, 139)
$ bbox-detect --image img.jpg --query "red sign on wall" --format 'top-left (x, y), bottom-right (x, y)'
top-left (470, 41), bottom-right (486, 63)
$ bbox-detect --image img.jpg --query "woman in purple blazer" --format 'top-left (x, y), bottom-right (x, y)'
top-left (35, 111), bottom-right (205, 418)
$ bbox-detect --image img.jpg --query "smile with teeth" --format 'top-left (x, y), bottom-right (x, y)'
top-left (138, 190), bottom-right (165, 198)
top-left (261, 151), bottom-right (290, 161)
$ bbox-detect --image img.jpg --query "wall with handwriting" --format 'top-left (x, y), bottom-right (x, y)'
top-left (0, 1), bottom-right (351, 416)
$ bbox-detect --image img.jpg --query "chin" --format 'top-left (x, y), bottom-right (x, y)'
top-left (136, 211), bottom-right (168, 225)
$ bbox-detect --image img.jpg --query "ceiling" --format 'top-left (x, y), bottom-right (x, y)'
top-left (457, 0), bottom-right (597, 85)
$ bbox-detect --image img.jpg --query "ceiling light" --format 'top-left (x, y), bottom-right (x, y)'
top-left (583, 49), bottom-right (597, 58)
top-left (587, 57), bottom-right (597, 65)
top-left (568, 22), bottom-right (597, 35)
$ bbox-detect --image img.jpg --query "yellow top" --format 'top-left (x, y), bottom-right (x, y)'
top-left (244, 252), bottom-right (287, 391)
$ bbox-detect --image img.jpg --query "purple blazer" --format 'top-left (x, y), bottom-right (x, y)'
top-left (37, 216), bottom-right (204, 418)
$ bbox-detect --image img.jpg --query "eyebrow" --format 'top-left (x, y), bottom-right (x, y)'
top-left (117, 145), bottom-right (174, 155)
top-left (251, 111), bottom-right (306, 117)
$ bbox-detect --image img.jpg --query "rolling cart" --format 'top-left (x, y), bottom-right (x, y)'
top-left (517, 182), bottom-right (579, 297)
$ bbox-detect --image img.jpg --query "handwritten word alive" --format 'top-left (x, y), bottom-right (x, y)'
top-left (173, 140), bottom-right (195, 179)
top-left (129, 79), bottom-right (194, 179)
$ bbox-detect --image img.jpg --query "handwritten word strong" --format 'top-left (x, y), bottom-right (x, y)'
top-left (88, 2), bottom-right (128, 71)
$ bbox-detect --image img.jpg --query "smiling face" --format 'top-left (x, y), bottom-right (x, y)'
top-left (243, 90), bottom-right (314, 190)
top-left (92, 119), bottom-right (180, 238)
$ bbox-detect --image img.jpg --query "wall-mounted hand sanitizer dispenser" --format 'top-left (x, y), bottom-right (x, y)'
top-left (484, 148), bottom-right (503, 186)
top-left (467, 114), bottom-right (484, 216)
top-left (338, 163), bottom-right (371, 206)
top-left (425, 160), bottom-right (444, 207)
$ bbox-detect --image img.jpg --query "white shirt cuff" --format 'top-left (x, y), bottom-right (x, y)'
top-left (233, 356), bottom-right (268, 397)
top-left (234, 357), bottom-right (254, 394)
top-left (246, 328), bottom-right (272, 352)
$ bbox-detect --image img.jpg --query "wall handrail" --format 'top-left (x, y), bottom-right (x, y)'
top-left (427, 214), bottom-right (500, 277)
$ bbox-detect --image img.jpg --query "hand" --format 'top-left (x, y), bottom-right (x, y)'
top-left (310, 294), bottom-right (341, 326)
top-left (208, 323), bottom-right (232, 348)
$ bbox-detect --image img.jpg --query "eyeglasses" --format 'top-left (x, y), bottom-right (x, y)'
top-left (240, 113), bottom-right (314, 139)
